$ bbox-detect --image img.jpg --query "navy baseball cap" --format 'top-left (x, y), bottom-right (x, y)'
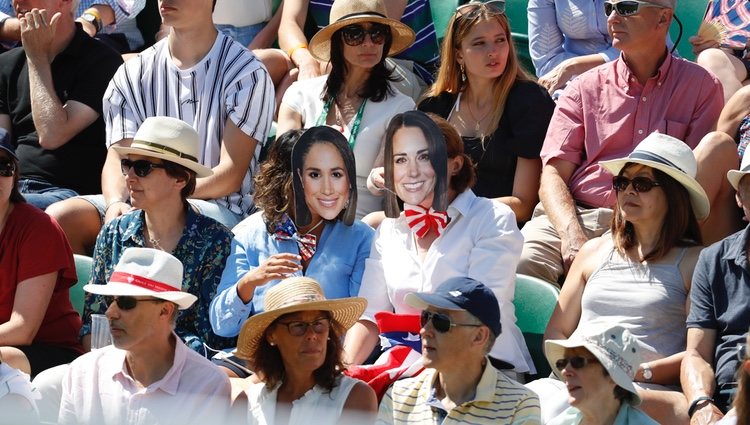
top-left (404, 276), bottom-right (501, 337)
top-left (0, 128), bottom-right (16, 160)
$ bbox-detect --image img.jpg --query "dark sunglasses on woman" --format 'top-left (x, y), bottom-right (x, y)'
top-left (555, 356), bottom-right (599, 371)
top-left (420, 310), bottom-right (483, 333)
top-left (121, 158), bottom-right (167, 178)
top-left (604, 0), bottom-right (665, 17)
top-left (340, 23), bottom-right (390, 46)
top-left (103, 295), bottom-right (165, 311)
top-left (612, 176), bottom-right (661, 193)
top-left (0, 159), bottom-right (14, 177)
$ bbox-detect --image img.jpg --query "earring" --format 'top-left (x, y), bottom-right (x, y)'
top-left (269, 341), bottom-right (276, 346)
top-left (460, 63), bottom-right (466, 82)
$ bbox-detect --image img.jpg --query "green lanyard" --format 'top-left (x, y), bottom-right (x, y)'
top-left (316, 97), bottom-right (368, 150)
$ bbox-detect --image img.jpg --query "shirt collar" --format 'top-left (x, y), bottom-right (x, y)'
top-left (447, 189), bottom-right (474, 220)
top-left (108, 333), bottom-right (188, 396)
top-left (120, 206), bottom-right (196, 245)
top-left (59, 24), bottom-right (90, 59)
top-left (616, 50), bottom-right (673, 88)
top-left (722, 224), bottom-right (750, 266)
top-left (425, 358), bottom-right (495, 406)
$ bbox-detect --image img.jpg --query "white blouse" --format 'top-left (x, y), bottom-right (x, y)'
top-left (359, 190), bottom-right (535, 373)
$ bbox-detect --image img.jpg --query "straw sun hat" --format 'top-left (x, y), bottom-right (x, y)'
top-left (308, 0), bottom-right (416, 62)
top-left (235, 277), bottom-right (367, 360)
top-left (113, 116), bottom-right (213, 178)
top-left (599, 132), bottom-right (710, 221)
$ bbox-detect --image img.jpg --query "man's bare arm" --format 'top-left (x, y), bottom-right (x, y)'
top-left (192, 119), bottom-right (256, 199)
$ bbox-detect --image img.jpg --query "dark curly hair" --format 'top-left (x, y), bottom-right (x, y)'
top-left (252, 311), bottom-right (346, 393)
top-left (254, 129), bottom-right (304, 232)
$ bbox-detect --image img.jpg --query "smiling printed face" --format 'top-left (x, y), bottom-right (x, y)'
top-left (391, 126), bottom-right (436, 208)
top-left (300, 142), bottom-right (350, 223)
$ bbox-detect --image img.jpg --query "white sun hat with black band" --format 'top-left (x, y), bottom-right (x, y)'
top-left (727, 147), bottom-right (750, 190)
top-left (113, 116), bottom-right (212, 178)
top-left (83, 247), bottom-right (197, 310)
top-left (308, 0), bottom-right (416, 62)
top-left (599, 132), bottom-right (710, 221)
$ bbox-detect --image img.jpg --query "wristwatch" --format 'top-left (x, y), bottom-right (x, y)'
top-left (641, 363), bottom-right (653, 383)
top-left (80, 10), bottom-right (101, 33)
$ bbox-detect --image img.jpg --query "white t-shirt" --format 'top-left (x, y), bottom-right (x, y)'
top-left (282, 75), bottom-right (415, 218)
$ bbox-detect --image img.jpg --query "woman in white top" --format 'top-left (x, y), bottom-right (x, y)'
top-left (235, 276), bottom-right (376, 425)
top-left (276, 0), bottom-right (416, 218)
top-left (343, 110), bottom-right (533, 374)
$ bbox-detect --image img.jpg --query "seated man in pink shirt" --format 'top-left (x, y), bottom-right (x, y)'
top-left (57, 248), bottom-right (230, 425)
top-left (517, 0), bottom-right (730, 285)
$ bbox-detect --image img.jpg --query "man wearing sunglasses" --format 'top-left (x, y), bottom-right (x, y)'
top-left (518, 0), bottom-right (726, 285)
top-left (377, 277), bottom-right (541, 424)
top-left (59, 247), bottom-right (230, 425)
top-left (0, 0), bottom-right (123, 210)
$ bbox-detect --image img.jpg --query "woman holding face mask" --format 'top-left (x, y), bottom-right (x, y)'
top-left (343, 111), bottom-right (533, 375)
top-left (275, 0), bottom-right (416, 219)
top-left (210, 127), bottom-right (374, 375)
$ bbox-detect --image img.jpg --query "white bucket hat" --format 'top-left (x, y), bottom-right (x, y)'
top-left (83, 247), bottom-right (197, 310)
top-left (727, 148), bottom-right (750, 190)
top-left (113, 116), bottom-right (213, 178)
top-left (599, 132), bottom-right (710, 220)
top-left (545, 325), bottom-right (643, 405)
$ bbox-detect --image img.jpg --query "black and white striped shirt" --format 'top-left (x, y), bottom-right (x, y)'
top-left (103, 32), bottom-right (274, 216)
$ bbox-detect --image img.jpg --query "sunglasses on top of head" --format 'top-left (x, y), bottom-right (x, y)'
top-left (340, 23), bottom-right (390, 46)
top-left (554, 356), bottom-right (599, 371)
top-left (0, 159), bottom-right (14, 177)
top-left (455, 0), bottom-right (506, 18)
top-left (121, 158), bottom-right (167, 178)
top-left (103, 295), bottom-right (165, 311)
top-left (612, 175), bottom-right (661, 193)
top-left (420, 310), bottom-right (483, 333)
top-left (604, 0), bottom-right (666, 17)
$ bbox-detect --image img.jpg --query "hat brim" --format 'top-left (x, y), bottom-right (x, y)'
top-left (308, 14), bottom-right (416, 62)
top-left (83, 281), bottom-right (197, 310)
top-left (404, 292), bottom-right (464, 312)
top-left (113, 144), bottom-right (213, 178)
top-left (544, 339), bottom-right (641, 406)
top-left (727, 169), bottom-right (750, 191)
top-left (600, 158), bottom-right (710, 221)
top-left (235, 297), bottom-right (367, 360)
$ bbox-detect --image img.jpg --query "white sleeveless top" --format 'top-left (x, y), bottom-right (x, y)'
top-left (246, 375), bottom-right (359, 425)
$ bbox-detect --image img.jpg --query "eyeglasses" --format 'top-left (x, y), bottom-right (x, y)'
top-left (456, 0), bottom-right (506, 18)
top-left (276, 317), bottom-right (331, 337)
top-left (103, 295), bottom-right (165, 311)
top-left (0, 160), bottom-right (14, 177)
top-left (121, 159), bottom-right (167, 178)
top-left (604, 0), bottom-right (666, 17)
top-left (555, 356), bottom-right (599, 371)
top-left (420, 310), bottom-right (482, 333)
top-left (340, 23), bottom-right (390, 46)
top-left (612, 176), bottom-right (661, 193)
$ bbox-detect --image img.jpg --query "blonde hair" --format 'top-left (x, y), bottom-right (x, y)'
top-left (424, 9), bottom-right (530, 135)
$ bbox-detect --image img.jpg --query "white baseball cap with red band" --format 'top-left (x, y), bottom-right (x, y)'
top-left (83, 247), bottom-right (197, 310)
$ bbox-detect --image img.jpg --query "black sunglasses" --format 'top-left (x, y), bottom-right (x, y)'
top-left (420, 310), bottom-right (482, 333)
top-left (276, 317), bottom-right (331, 337)
top-left (340, 23), bottom-right (390, 46)
top-left (612, 175), bottom-right (661, 193)
top-left (0, 160), bottom-right (14, 177)
top-left (555, 356), bottom-right (599, 371)
top-left (121, 158), bottom-right (167, 178)
top-left (103, 295), bottom-right (165, 311)
top-left (604, 0), bottom-right (666, 17)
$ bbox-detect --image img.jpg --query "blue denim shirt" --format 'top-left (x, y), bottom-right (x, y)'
top-left (210, 212), bottom-right (374, 337)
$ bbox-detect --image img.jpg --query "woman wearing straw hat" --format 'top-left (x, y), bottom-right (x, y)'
top-left (235, 276), bottom-right (376, 424)
top-left (417, 0), bottom-right (554, 223)
top-left (275, 0), bottom-right (417, 219)
top-left (0, 128), bottom-right (83, 378)
top-left (82, 116), bottom-right (235, 355)
top-left (544, 325), bottom-right (659, 425)
top-left (529, 132), bottom-right (707, 425)
top-left (210, 127), bottom-right (373, 376)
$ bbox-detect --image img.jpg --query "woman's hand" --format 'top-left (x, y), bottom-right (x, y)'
top-left (689, 35), bottom-right (721, 56)
top-left (236, 253), bottom-right (302, 302)
top-left (538, 60), bottom-right (575, 95)
top-left (366, 167), bottom-right (385, 196)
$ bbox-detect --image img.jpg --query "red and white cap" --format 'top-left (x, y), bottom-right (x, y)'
top-left (83, 247), bottom-right (197, 310)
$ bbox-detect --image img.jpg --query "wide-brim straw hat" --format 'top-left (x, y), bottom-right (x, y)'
top-left (83, 247), bottom-right (197, 310)
top-left (235, 277), bottom-right (367, 360)
top-left (545, 325), bottom-right (643, 406)
top-left (113, 116), bottom-right (213, 178)
top-left (599, 132), bottom-right (710, 220)
top-left (728, 147), bottom-right (750, 190)
top-left (308, 0), bottom-right (416, 62)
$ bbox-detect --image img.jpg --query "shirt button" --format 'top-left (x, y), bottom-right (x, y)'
top-left (657, 82), bottom-right (662, 86)
top-left (638, 129), bottom-right (644, 135)
top-left (642, 97), bottom-right (647, 102)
